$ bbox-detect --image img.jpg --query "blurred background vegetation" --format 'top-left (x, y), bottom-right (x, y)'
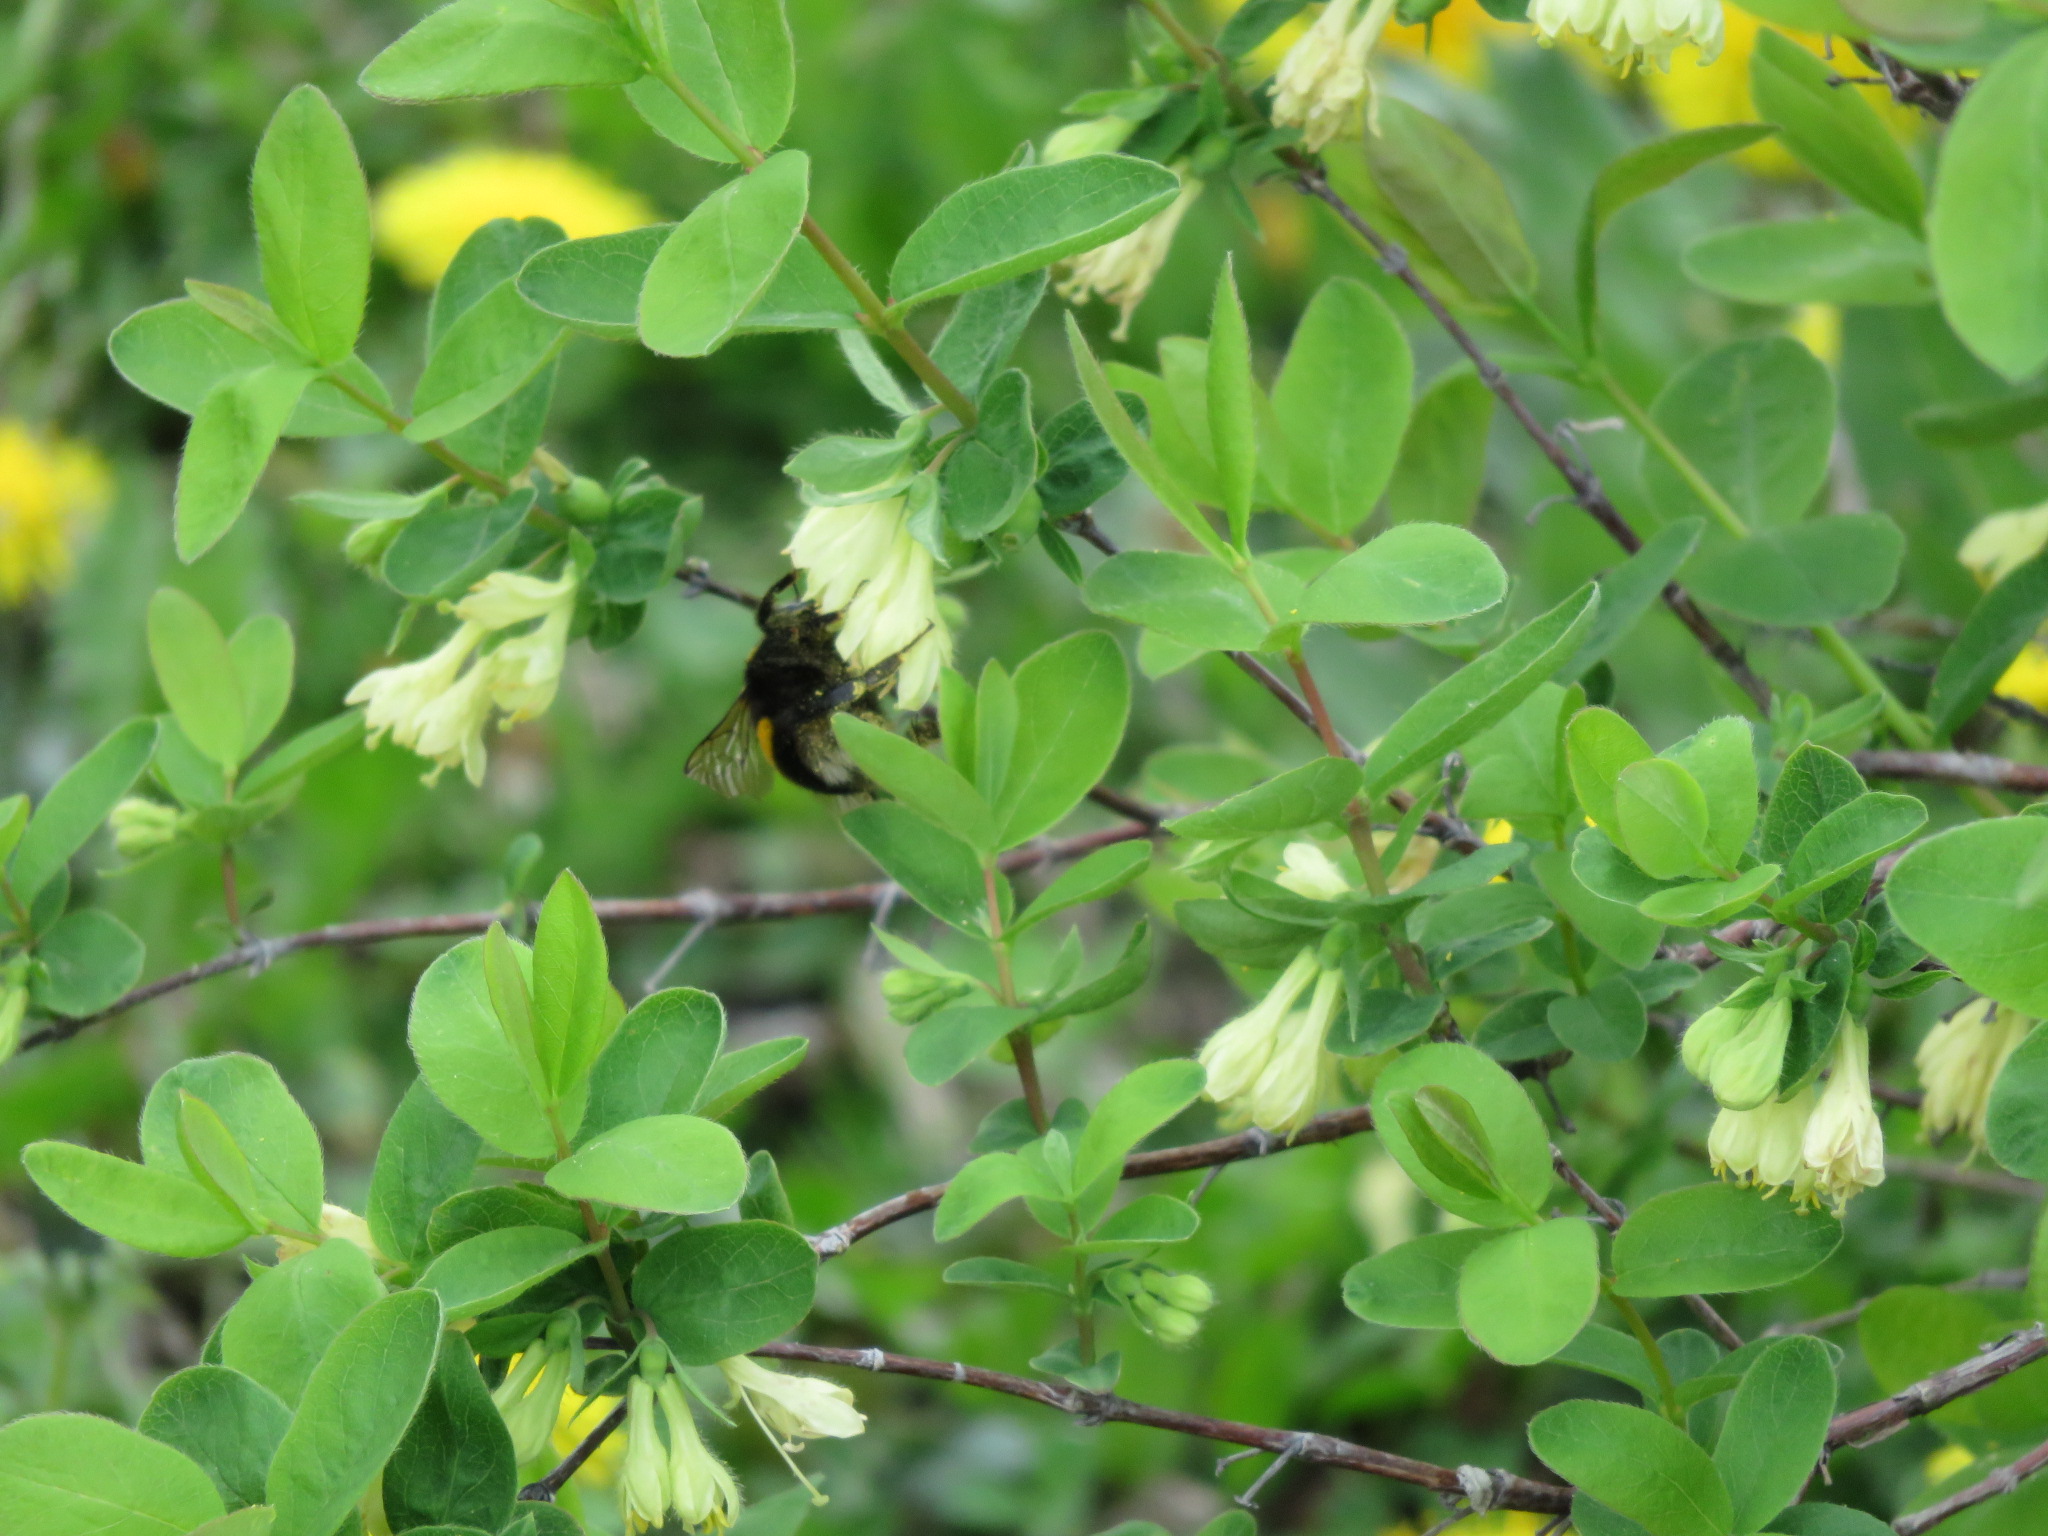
top-left (3, 0), bottom-right (2043, 1531)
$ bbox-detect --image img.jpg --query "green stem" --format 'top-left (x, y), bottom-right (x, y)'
top-left (1557, 916), bottom-right (1591, 997)
top-left (324, 371), bottom-right (510, 497)
top-left (1590, 363), bottom-right (1748, 542)
top-left (985, 862), bottom-right (1048, 1133)
top-left (1072, 1252), bottom-right (1097, 1365)
top-left (1608, 1286), bottom-right (1682, 1422)
top-left (645, 61), bottom-right (980, 427)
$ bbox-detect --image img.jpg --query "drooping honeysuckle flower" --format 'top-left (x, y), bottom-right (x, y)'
top-left (1276, 841), bottom-right (1351, 901)
top-left (1708, 1087), bottom-right (1817, 1203)
top-left (273, 1203), bottom-right (387, 1267)
top-left (1198, 948), bottom-right (1322, 1112)
top-left (1803, 1022), bottom-right (1886, 1211)
top-left (1680, 980), bottom-right (1791, 1110)
top-left (720, 1356), bottom-right (866, 1447)
top-left (618, 1376), bottom-right (671, 1534)
top-left (494, 1322), bottom-right (577, 1466)
top-left (1918, 998), bottom-right (2034, 1154)
top-left (1530, 0), bottom-right (1724, 72)
top-left (1056, 174), bottom-right (1200, 341)
top-left (0, 969), bottom-right (27, 1066)
top-left (109, 796), bottom-right (185, 859)
top-left (785, 496), bottom-right (951, 711)
top-left (656, 1372), bottom-right (742, 1531)
top-left (1133, 1268), bottom-right (1215, 1345)
top-left (1959, 505), bottom-right (2048, 587)
top-left (1272, 0), bottom-right (1399, 150)
top-left (1043, 115), bottom-right (1135, 163)
top-left (346, 567), bottom-right (579, 786)
top-left (1199, 949), bottom-right (1346, 1136)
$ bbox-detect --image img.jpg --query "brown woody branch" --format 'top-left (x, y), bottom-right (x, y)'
top-left (810, 1105), bottom-right (1375, 1257)
top-left (751, 1338), bottom-right (1574, 1514)
top-left (518, 1400), bottom-right (628, 1502)
top-left (1851, 751), bottom-right (2048, 797)
top-left (1764, 1269), bottom-right (2027, 1339)
top-left (17, 823), bottom-right (1156, 1054)
top-left (1894, 1437), bottom-right (2048, 1535)
top-left (1828, 1323), bottom-right (2048, 1450)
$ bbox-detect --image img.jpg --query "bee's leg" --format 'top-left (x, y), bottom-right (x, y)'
top-left (757, 571), bottom-right (801, 625)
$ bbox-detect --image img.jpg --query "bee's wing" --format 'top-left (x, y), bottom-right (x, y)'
top-left (686, 696), bottom-right (773, 798)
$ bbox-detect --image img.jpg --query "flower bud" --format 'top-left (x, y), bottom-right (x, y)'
top-left (1705, 993), bottom-right (1794, 1111)
top-left (109, 796), bottom-right (184, 859)
top-left (342, 517), bottom-right (405, 570)
top-left (0, 979), bottom-right (26, 1067)
top-left (1919, 998), bottom-right (2035, 1152)
top-left (562, 474), bottom-right (613, 523)
top-left (1959, 505), bottom-right (2048, 587)
top-left (1142, 1269), bottom-right (1214, 1315)
top-left (1130, 1290), bottom-right (1202, 1345)
top-left (1044, 116), bottom-right (1134, 163)
top-left (879, 967), bottom-right (977, 1024)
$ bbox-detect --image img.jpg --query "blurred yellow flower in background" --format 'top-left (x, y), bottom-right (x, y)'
top-left (1383, 0), bottom-right (1532, 82)
top-left (0, 420), bottom-right (112, 607)
top-left (553, 1385), bottom-right (625, 1487)
top-left (1996, 644), bottom-right (2048, 713)
top-left (1380, 1513), bottom-right (1552, 1536)
top-left (374, 149), bottom-right (658, 288)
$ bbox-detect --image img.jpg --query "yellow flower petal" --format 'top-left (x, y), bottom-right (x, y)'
top-left (0, 420), bottom-right (112, 607)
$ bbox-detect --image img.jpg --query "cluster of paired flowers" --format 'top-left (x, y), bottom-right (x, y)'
top-left (1103, 1265), bottom-right (1218, 1344)
top-left (785, 497), bottom-right (951, 712)
top-left (1684, 978), bottom-right (1885, 1212)
top-left (347, 566), bottom-right (579, 786)
top-left (1527, 0), bottom-right (1725, 70)
top-left (1917, 998), bottom-right (2037, 1156)
top-left (498, 1330), bottom-right (865, 1533)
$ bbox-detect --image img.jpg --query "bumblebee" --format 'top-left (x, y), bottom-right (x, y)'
top-left (686, 575), bottom-right (901, 798)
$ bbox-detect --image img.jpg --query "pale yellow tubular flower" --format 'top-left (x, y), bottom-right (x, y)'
top-left (1704, 992), bottom-right (1793, 1111)
top-left (1044, 117), bottom-right (1135, 163)
top-left (1959, 506), bottom-right (2048, 587)
top-left (109, 796), bottom-right (185, 859)
top-left (1532, 0), bottom-right (1722, 71)
top-left (1246, 963), bottom-right (1345, 1134)
top-left (1707, 1086), bottom-right (1815, 1195)
top-left (1381, 831), bottom-right (1442, 892)
top-left (657, 1375), bottom-right (742, 1531)
top-left (375, 148), bottom-right (658, 288)
top-left (1272, 0), bottom-right (1398, 151)
top-left (718, 1356), bottom-right (866, 1445)
top-left (1918, 999), bottom-right (2035, 1154)
top-left (617, 1378), bottom-right (671, 1535)
top-left (0, 421), bottom-right (113, 607)
top-left (1276, 841), bottom-right (1351, 901)
top-left (1056, 175), bottom-right (1201, 341)
top-left (346, 621), bottom-right (488, 772)
top-left (785, 496), bottom-right (951, 710)
top-left (1198, 947), bottom-right (1323, 1109)
top-left (1802, 1022), bottom-right (1886, 1211)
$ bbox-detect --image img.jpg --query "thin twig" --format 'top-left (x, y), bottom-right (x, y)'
top-left (749, 1339), bottom-right (1574, 1514)
top-left (1851, 751), bottom-right (2048, 797)
top-left (17, 824), bottom-right (1157, 1053)
top-left (1893, 1436), bottom-right (2048, 1535)
top-left (1828, 1323), bottom-right (2048, 1450)
top-left (1763, 1269), bottom-right (2028, 1339)
top-left (1552, 1147), bottom-right (1744, 1351)
top-left (518, 1401), bottom-right (629, 1501)
top-left (808, 1106), bottom-right (1372, 1256)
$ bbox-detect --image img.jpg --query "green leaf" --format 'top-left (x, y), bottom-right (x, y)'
top-left (406, 280), bottom-right (563, 441)
top-left (997, 632), bottom-right (1131, 848)
top-left (265, 1290), bottom-right (444, 1536)
top-left (693, 1035), bottom-right (808, 1119)
top-left (633, 1220), bottom-right (817, 1364)
top-left (581, 987), bottom-right (727, 1143)
top-left (1341, 1228), bottom-right (1493, 1328)
top-left (516, 224), bottom-right (668, 341)
top-left (1610, 1183), bottom-right (1843, 1297)
top-left (931, 273), bottom-right (1048, 404)
top-left (1929, 36), bottom-right (2048, 378)
top-left (1458, 1218), bottom-right (1601, 1366)
top-left (1013, 840), bottom-right (1152, 932)
top-left (1714, 1336), bottom-right (1836, 1534)
top-left (109, 300), bottom-right (390, 437)
top-left (1265, 277), bottom-right (1413, 534)
top-left (905, 1004), bottom-right (1033, 1085)
top-left (1362, 98), bottom-right (1535, 305)
top-left (139, 1365), bottom-right (291, 1511)
top-left (31, 908), bottom-right (145, 1016)
top-left (1547, 974), bottom-right (1649, 1062)
top-left (428, 1187), bottom-right (583, 1253)
top-left (1082, 551), bottom-right (1266, 651)
top-left (1930, 548), bottom-right (2048, 741)
top-left (135, 1058), bottom-right (320, 1236)
top-left (1750, 28), bottom-right (1924, 231)
top-left (221, 1241), bottom-right (384, 1406)
top-left (1683, 214), bottom-right (1934, 307)
top-left (1636, 868), bottom-right (1780, 927)
top-left (1384, 368), bottom-right (1495, 527)
top-left (1169, 757), bottom-right (1361, 840)
top-left (530, 870), bottom-right (616, 1101)
top-left (934, 1151), bottom-right (1050, 1241)
top-left (416, 1226), bottom-right (600, 1319)
top-left (1683, 516), bottom-right (1904, 627)
top-left (1766, 1508), bottom-right (1896, 1536)
top-left (1665, 717), bottom-right (1758, 870)
top-left (836, 715), bottom-right (995, 854)
top-left (623, 0), bottom-right (796, 165)
top-left (147, 588), bottom-right (247, 770)
top-left (545, 1113), bottom-right (746, 1213)
top-left (1577, 125), bottom-right (1776, 343)
top-left (1565, 706), bottom-right (1653, 835)
top-left (842, 803), bottom-right (987, 933)
top-left (381, 489), bottom-right (534, 600)
top-left (360, 0), bottom-right (644, 100)
top-left (21, 1141), bottom-right (253, 1257)
top-left (1300, 523), bottom-right (1506, 627)
top-left (943, 1256), bottom-right (1068, 1293)
top-left (175, 365), bottom-right (313, 562)
top-left (178, 1093), bottom-right (267, 1231)
top-left (1779, 792), bottom-right (1925, 905)
top-left (229, 615), bottom-right (294, 760)
top-left (1207, 262), bottom-right (1256, 545)
top-left (1759, 743), bottom-right (1866, 867)
top-left (1641, 338), bottom-right (1834, 530)
top-left (1036, 394), bottom-right (1139, 517)
top-left (940, 369), bottom-right (1037, 539)
top-left (639, 152), bottom-right (809, 357)
top-left (1889, 819), bottom-right (2048, 1016)
top-left (0, 1412), bottom-right (224, 1536)
top-left (407, 936), bottom-right (558, 1158)
top-left (1076, 1192), bottom-right (1199, 1249)
top-left (251, 86), bottom-right (369, 365)
top-left (367, 1078), bottom-right (482, 1272)
top-left (1066, 316), bottom-right (1220, 557)
top-left (384, 1334), bottom-right (516, 1536)
top-left (1531, 849), bottom-right (1664, 969)
top-left (1989, 1026), bottom-right (2048, 1182)
top-left (1364, 585), bottom-right (1600, 798)
top-left (1528, 1399), bottom-right (1733, 1536)
top-left (237, 711), bottom-right (364, 803)
top-left (1370, 1044), bottom-right (1551, 1227)
top-left (1074, 1059), bottom-right (1205, 1193)
top-left (890, 156), bottom-right (1179, 308)
top-left (1859, 1285), bottom-right (2048, 1432)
